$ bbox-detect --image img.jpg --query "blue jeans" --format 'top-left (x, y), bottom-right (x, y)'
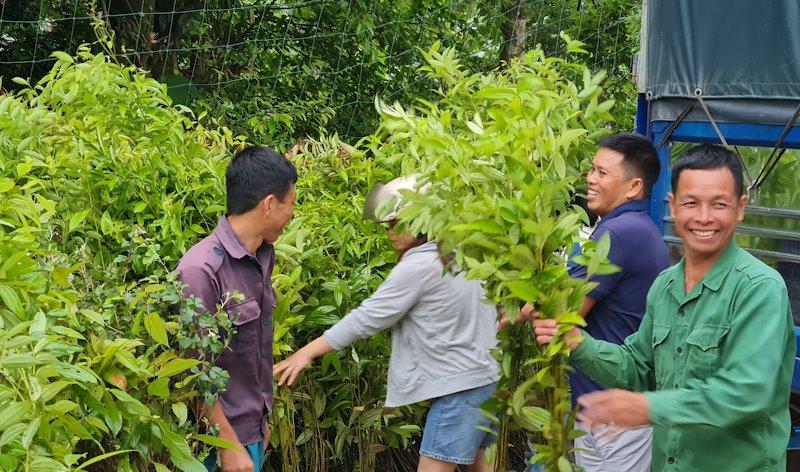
top-left (419, 383), bottom-right (497, 465)
top-left (203, 441), bottom-right (265, 472)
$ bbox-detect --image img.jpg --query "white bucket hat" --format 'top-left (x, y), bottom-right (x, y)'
top-left (363, 175), bottom-right (425, 222)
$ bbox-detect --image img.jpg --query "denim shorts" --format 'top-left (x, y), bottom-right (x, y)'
top-left (419, 382), bottom-right (498, 465)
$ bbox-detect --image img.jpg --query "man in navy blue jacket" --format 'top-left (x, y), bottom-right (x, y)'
top-left (524, 133), bottom-right (670, 471)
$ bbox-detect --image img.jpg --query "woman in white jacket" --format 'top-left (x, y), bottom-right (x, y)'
top-left (273, 176), bottom-right (499, 472)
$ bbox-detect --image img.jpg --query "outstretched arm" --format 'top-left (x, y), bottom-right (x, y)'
top-left (273, 336), bottom-right (334, 386)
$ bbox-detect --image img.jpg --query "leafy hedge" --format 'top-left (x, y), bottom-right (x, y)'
top-left (0, 47), bottom-right (424, 471)
top-left (0, 46), bottom-right (242, 471)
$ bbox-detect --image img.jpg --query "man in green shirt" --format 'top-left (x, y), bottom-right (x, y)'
top-left (534, 144), bottom-right (795, 471)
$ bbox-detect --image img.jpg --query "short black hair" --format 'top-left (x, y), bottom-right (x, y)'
top-left (597, 133), bottom-right (660, 197)
top-left (226, 146), bottom-right (298, 215)
top-left (671, 144), bottom-right (744, 197)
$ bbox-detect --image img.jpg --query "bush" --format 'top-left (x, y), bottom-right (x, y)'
top-left (0, 47), bottom-right (240, 471)
top-left (0, 47), bottom-right (425, 471)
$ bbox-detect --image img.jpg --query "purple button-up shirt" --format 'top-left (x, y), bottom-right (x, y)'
top-left (177, 216), bottom-right (275, 446)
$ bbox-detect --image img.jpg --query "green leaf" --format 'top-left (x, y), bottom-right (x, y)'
top-left (144, 312), bottom-right (169, 346)
top-left (1, 354), bottom-right (40, 369)
top-left (159, 358), bottom-right (200, 377)
top-left (76, 450), bottom-right (136, 470)
top-left (515, 406), bottom-right (550, 431)
top-left (0, 454), bottom-right (19, 471)
top-left (190, 433), bottom-right (239, 450)
top-left (0, 284), bottom-right (23, 316)
top-left (68, 210), bottom-right (89, 232)
top-left (30, 311), bottom-right (46, 334)
top-left (157, 422), bottom-right (207, 472)
top-left (108, 389), bottom-right (150, 416)
top-left (100, 211), bottom-right (113, 235)
top-left (596, 232), bottom-right (612, 260)
top-left (509, 245), bottom-right (534, 269)
top-left (45, 400), bottom-right (78, 414)
top-left (172, 402), bottom-right (188, 425)
top-left (147, 377), bottom-right (170, 398)
top-left (0, 401), bottom-right (31, 431)
top-left (507, 280), bottom-right (537, 302)
top-left (557, 455), bottom-right (574, 472)
top-left (0, 423), bottom-right (25, 447)
top-left (37, 380), bottom-right (73, 402)
top-left (53, 362), bottom-right (97, 384)
top-left (50, 51), bottom-right (75, 64)
top-left (0, 178), bottom-right (14, 193)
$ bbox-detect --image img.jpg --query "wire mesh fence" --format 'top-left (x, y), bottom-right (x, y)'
top-left (0, 0), bottom-right (639, 140)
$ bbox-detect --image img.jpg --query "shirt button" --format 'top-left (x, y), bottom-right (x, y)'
top-left (261, 352), bottom-right (268, 359)
top-left (676, 346), bottom-right (683, 354)
top-left (668, 456), bottom-right (675, 464)
top-left (262, 319), bottom-right (269, 326)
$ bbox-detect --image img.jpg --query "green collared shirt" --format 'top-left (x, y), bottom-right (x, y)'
top-left (572, 241), bottom-right (795, 471)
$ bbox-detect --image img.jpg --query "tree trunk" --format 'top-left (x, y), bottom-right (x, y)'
top-left (500, 0), bottom-right (527, 66)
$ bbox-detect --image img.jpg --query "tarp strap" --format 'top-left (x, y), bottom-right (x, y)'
top-left (696, 95), bottom-right (754, 186)
top-left (750, 101), bottom-right (800, 191)
top-left (655, 101), bottom-right (695, 150)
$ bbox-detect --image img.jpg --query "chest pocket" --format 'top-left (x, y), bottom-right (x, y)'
top-left (685, 324), bottom-right (730, 378)
top-left (225, 298), bottom-right (261, 354)
top-left (651, 324), bottom-right (671, 388)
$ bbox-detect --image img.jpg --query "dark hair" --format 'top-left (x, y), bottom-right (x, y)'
top-left (597, 133), bottom-right (660, 197)
top-left (671, 144), bottom-right (744, 197)
top-left (226, 146), bottom-right (298, 215)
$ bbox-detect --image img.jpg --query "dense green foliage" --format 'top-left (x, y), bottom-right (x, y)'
top-left (267, 137), bottom-right (427, 471)
top-left (0, 47), bottom-right (434, 471)
top-left (0, 2), bottom-right (647, 470)
top-left (368, 41), bottom-right (618, 470)
top-left (1, 1), bottom-right (640, 143)
top-left (0, 47), bottom-right (239, 471)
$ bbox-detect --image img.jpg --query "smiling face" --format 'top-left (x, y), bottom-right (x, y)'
top-left (586, 148), bottom-right (644, 218)
top-left (262, 184), bottom-right (296, 243)
top-left (669, 167), bottom-right (747, 263)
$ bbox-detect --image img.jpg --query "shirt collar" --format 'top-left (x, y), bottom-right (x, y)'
top-left (698, 240), bottom-right (740, 292)
top-left (402, 240), bottom-right (439, 258)
top-left (666, 240), bottom-right (741, 301)
top-left (214, 215), bottom-right (251, 260)
top-left (598, 199), bottom-right (649, 223)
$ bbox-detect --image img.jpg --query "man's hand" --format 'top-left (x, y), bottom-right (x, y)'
top-left (532, 318), bottom-right (583, 350)
top-left (498, 302), bottom-right (538, 330)
top-left (577, 389), bottom-right (651, 429)
top-left (273, 351), bottom-right (314, 387)
top-left (219, 437), bottom-right (253, 472)
top-left (519, 302), bottom-right (538, 322)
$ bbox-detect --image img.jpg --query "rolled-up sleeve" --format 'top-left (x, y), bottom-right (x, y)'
top-left (571, 305), bottom-right (656, 393)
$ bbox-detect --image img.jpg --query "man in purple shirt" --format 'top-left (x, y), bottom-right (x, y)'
top-left (522, 133), bottom-right (669, 471)
top-left (177, 146), bottom-right (297, 472)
